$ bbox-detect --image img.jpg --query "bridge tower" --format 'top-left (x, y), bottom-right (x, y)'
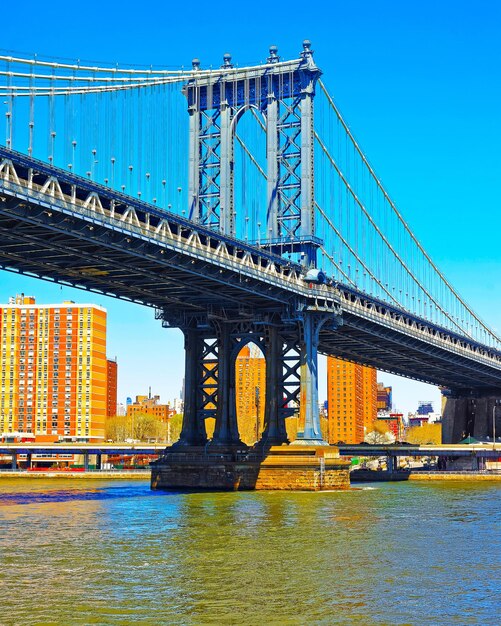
top-left (183, 41), bottom-right (322, 267)
top-left (150, 43), bottom-right (349, 489)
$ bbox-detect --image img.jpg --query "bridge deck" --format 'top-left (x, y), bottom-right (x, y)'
top-left (1, 147), bottom-right (501, 390)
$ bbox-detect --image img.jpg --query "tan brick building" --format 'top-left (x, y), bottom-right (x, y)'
top-left (126, 394), bottom-right (173, 422)
top-left (327, 357), bottom-right (377, 444)
top-left (235, 344), bottom-right (266, 444)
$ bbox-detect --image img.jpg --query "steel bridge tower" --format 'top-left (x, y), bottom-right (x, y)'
top-left (158, 42), bottom-right (334, 453)
top-left (184, 40), bottom-right (322, 267)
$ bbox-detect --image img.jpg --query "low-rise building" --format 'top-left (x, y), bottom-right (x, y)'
top-left (126, 394), bottom-right (174, 422)
top-left (376, 412), bottom-right (404, 441)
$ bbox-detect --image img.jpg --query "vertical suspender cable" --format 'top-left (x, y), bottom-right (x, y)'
top-left (28, 61), bottom-right (35, 156)
top-left (48, 67), bottom-right (55, 164)
top-left (6, 58), bottom-right (12, 149)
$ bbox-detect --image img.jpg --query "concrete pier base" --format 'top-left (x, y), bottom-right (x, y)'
top-left (442, 393), bottom-right (501, 443)
top-left (151, 445), bottom-right (350, 491)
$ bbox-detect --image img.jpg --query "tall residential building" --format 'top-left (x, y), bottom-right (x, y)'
top-left (235, 344), bottom-right (266, 445)
top-left (106, 358), bottom-right (118, 417)
top-left (327, 357), bottom-right (377, 444)
top-left (361, 367), bottom-right (378, 432)
top-left (0, 295), bottom-right (107, 442)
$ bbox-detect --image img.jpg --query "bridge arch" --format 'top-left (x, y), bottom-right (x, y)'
top-left (232, 340), bottom-right (266, 445)
top-left (229, 103), bottom-right (265, 134)
top-left (231, 106), bottom-right (267, 243)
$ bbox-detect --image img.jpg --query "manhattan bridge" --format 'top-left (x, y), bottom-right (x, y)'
top-left (0, 41), bottom-right (499, 447)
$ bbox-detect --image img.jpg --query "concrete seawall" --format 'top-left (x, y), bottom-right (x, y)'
top-left (0, 470), bottom-right (151, 479)
top-left (409, 471), bottom-right (501, 481)
top-left (2, 469), bottom-right (500, 482)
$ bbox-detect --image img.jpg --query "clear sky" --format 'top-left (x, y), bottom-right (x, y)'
top-left (2, 0), bottom-right (500, 414)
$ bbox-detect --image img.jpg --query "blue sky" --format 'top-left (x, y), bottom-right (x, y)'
top-left (2, 0), bottom-right (500, 414)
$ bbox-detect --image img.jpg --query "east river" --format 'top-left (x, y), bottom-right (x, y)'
top-left (0, 479), bottom-right (499, 625)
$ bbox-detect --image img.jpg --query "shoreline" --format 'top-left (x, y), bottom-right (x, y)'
top-left (0, 470), bottom-right (151, 479)
top-left (408, 471), bottom-right (501, 481)
top-left (1, 469), bottom-right (500, 482)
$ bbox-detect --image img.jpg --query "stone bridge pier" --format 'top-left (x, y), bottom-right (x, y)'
top-left (442, 389), bottom-right (501, 443)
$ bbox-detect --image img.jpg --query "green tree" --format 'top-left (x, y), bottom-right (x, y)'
top-left (106, 412), bottom-right (174, 443)
top-left (105, 415), bottom-right (130, 442)
top-left (169, 413), bottom-right (184, 443)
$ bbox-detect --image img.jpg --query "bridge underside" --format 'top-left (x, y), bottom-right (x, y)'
top-left (0, 196), bottom-right (289, 316)
top-left (1, 191), bottom-right (501, 394)
top-left (319, 312), bottom-right (501, 391)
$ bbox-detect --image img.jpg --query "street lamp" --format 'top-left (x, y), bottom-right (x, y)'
top-left (254, 386), bottom-right (260, 443)
top-left (493, 400), bottom-right (500, 450)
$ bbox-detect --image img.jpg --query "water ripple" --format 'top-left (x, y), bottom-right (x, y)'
top-left (0, 479), bottom-right (499, 625)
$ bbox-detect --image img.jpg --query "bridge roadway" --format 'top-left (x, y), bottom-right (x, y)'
top-left (1, 146), bottom-right (501, 392)
top-left (0, 443), bottom-right (166, 456)
top-left (1, 442), bottom-right (499, 462)
top-left (337, 443), bottom-right (501, 459)
top-left (0, 443), bottom-right (166, 470)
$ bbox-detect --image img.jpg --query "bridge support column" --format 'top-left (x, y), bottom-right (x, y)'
top-left (96, 454), bottom-right (102, 470)
top-left (261, 324), bottom-right (288, 445)
top-left (26, 452), bottom-right (32, 469)
top-left (294, 312), bottom-right (328, 445)
top-left (386, 455), bottom-right (397, 472)
top-left (83, 453), bottom-right (89, 471)
top-left (211, 322), bottom-right (243, 448)
top-left (442, 390), bottom-right (501, 443)
top-left (11, 452), bottom-right (17, 470)
top-left (187, 98), bottom-right (200, 221)
top-left (299, 41), bottom-right (319, 267)
top-left (266, 85), bottom-right (279, 239)
top-left (219, 98), bottom-right (234, 236)
top-left (174, 328), bottom-right (208, 447)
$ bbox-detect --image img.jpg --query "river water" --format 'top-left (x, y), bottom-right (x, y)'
top-left (0, 479), bottom-right (499, 625)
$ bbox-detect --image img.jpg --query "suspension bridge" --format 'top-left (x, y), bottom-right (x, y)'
top-left (0, 41), bottom-right (499, 461)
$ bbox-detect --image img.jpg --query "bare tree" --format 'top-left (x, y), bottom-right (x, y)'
top-left (365, 420), bottom-right (395, 444)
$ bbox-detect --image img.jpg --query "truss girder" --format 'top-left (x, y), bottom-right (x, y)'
top-left (321, 314), bottom-right (501, 390)
top-left (275, 97), bottom-right (303, 240)
top-left (1, 147), bottom-right (501, 390)
top-left (197, 108), bottom-right (222, 228)
top-left (0, 201), bottom-right (294, 312)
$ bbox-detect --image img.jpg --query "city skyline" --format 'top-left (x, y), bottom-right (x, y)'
top-left (1, 0), bottom-right (499, 416)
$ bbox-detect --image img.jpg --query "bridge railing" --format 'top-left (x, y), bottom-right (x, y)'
top-left (0, 175), bottom-right (317, 297)
top-left (340, 288), bottom-right (501, 368)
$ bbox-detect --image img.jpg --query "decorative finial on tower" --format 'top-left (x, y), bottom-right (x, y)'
top-left (221, 53), bottom-right (233, 68)
top-left (192, 58), bottom-right (201, 71)
top-left (267, 45), bottom-right (280, 64)
top-left (299, 39), bottom-right (317, 69)
top-left (301, 40), bottom-right (313, 58)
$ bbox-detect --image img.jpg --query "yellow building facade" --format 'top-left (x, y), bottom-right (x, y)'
top-left (327, 357), bottom-right (377, 444)
top-left (235, 344), bottom-right (266, 445)
top-left (0, 295), bottom-right (107, 442)
top-left (202, 345), bottom-right (265, 443)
